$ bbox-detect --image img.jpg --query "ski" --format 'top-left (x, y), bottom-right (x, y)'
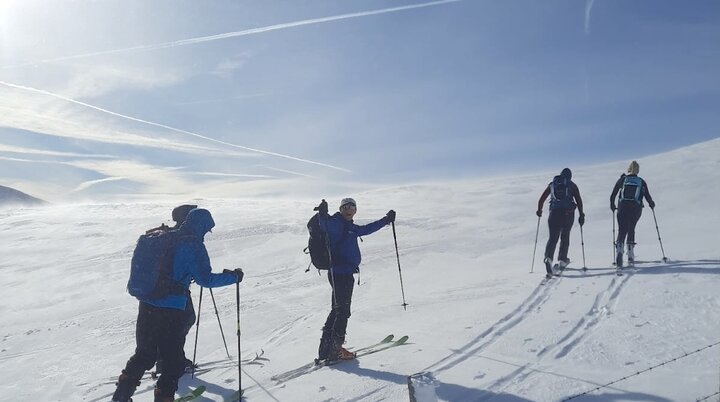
top-left (174, 385), bottom-right (206, 402)
top-left (271, 335), bottom-right (403, 384)
top-left (616, 268), bottom-right (623, 276)
top-left (330, 335), bottom-right (409, 363)
top-left (191, 350), bottom-right (269, 376)
top-left (223, 389), bottom-right (244, 402)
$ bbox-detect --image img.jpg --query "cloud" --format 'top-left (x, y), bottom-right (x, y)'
top-left (65, 159), bottom-right (192, 194)
top-left (70, 176), bottom-right (126, 193)
top-left (58, 62), bottom-right (185, 99)
top-left (211, 54), bottom-right (251, 79)
top-left (0, 81), bottom-right (349, 171)
top-left (585, 0), bottom-right (596, 35)
top-left (2, 0), bottom-right (464, 69)
top-left (0, 143), bottom-right (115, 159)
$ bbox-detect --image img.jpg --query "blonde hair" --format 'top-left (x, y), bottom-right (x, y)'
top-left (627, 160), bottom-right (640, 175)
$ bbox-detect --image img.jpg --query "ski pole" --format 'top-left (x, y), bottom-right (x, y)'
top-left (530, 216), bottom-right (540, 273)
top-left (612, 210), bottom-right (617, 265)
top-left (391, 221), bottom-right (409, 310)
top-left (651, 208), bottom-right (668, 262)
top-left (209, 288), bottom-right (231, 359)
top-left (235, 280), bottom-right (243, 397)
top-left (191, 287), bottom-right (203, 378)
top-left (580, 225), bottom-right (587, 270)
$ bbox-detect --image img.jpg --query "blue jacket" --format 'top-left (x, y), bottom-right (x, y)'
top-left (143, 208), bottom-right (237, 310)
top-left (320, 212), bottom-right (390, 275)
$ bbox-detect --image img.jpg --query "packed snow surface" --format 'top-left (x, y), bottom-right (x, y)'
top-left (2, 139), bottom-right (719, 401)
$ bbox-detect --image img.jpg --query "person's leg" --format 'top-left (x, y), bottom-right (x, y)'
top-left (626, 207), bottom-right (642, 245)
top-left (330, 275), bottom-right (355, 343)
top-left (318, 273), bottom-right (338, 360)
top-left (544, 211), bottom-right (562, 261)
top-left (626, 207), bottom-right (642, 262)
top-left (616, 206), bottom-right (630, 247)
top-left (112, 302), bottom-right (160, 402)
top-left (155, 307), bottom-right (187, 401)
top-left (180, 297), bottom-right (196, 367)
top-left (558, 211), bottom-right (575, 263)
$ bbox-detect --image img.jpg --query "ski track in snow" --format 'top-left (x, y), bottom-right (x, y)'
top-left (424, 274), bottom-right (564, 374)
top-left (480, 269), bottom-right (634, 397)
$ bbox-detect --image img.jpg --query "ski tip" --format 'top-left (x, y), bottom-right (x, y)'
top-left (381, 334), bottom-right (394, 343)
top-left (395, 335), bottom-right (410, 343)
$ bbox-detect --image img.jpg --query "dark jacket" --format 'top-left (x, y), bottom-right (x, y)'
top-left (143, 208), bottom-right (236, 310)
top-left (538, 181), bottom-right (584, 215)
top-left (319, 212), bottom-right (390, 275)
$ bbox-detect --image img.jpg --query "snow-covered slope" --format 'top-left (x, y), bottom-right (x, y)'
top-left (1, 138), bottom-right (719, 402)
top-left (0, 184), bottom-right (46, 206)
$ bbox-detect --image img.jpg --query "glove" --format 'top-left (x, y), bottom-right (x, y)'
top-left (536, 210), bottom-right (542, 218)
top-left (578, 213), bottom-right (585, 226)
top-left (648, 200), bottom-right (655, 209)
top-left (610, 203), bottom-right (616, 212)
top-left (386, 210), bottom-right (396, 223)
top-left (313, 199), bottom-right (328, 216)
top-left (223, 268), bottom-right (244, 283)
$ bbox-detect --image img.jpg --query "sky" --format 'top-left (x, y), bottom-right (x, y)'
top-left (1, 0), bottom-right (719, 202)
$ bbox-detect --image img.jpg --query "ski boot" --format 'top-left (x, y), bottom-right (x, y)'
top-left (544, 257), bottom-right (553, 278)
top-left (111, 371), bottom-right (140, 402)
top-left (154, 387), bottom-right (174, 402)
top-left (627, 243), bottom-right (635, 266)
top-left (615, 242), bottom-right (624, 268)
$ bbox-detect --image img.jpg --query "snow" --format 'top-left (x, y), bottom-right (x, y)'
top-left (1, 138), bottom-right (719, 401)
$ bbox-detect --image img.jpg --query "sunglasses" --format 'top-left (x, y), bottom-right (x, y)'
top-left (340, 204), bottom-right (357, 210)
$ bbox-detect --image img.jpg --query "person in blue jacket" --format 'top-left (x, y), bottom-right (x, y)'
top-left (315, 198), bottom-right (395, 362)
top-left (112, 208), bottom-right (243, 402)
top-left (147, 204), bottom-right (199, 376)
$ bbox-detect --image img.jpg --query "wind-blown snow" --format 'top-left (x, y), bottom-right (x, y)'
top-left (1, 138), bottom-right (719, 401)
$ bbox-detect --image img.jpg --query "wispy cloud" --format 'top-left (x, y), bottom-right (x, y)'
top-left (58, 62), bottom-right (185, 99)
top-left (189, 171), bottom-right (276, 179)
top-left (0, 80), bottom-right (350, 172)
top-left (0, 144), bottom-right (115, 159)
top-left (256, 165), bottom-right (318, 179)
top-left (2, 0), bottom-right (463, 69)
top-left (174, 93), bottom-right (265, 106)
top-left (585, 0), bottom-right (596, 35)
top-left (70, 176), bottom-right (126, 193)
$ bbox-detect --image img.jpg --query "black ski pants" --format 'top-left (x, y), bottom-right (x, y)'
top-left (617, 202), bottom-right (642, 245)
top-left (156, 296), bottom-right (195, 370)
top-left (319, 272), bottom-right (354, 357)
top-left (544, 209), bottom-right (575, 262)
top-left (121, 301), bottom-right (187, 397)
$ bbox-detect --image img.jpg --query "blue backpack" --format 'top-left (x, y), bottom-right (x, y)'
top-left (127, 229), bottom-right (187, 300)
top-left (549, 175), bottom-right (576, 210)
top-left (620, 175), bottom-right (643, 204)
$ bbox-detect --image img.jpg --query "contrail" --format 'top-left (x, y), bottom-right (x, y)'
top-left (0, 80), bottom-right (351, 172)
top-left (2, 0), bottom-right (463, 69)
top-left (584, 0), bottom-right (596, 35)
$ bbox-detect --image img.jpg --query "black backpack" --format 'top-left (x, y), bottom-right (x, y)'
top-left (305, 213), bottom-right (331, 270)
top-left (127, 228), bottom-right (187, 300)
top-left (549, 175), bottom-right (575, 210)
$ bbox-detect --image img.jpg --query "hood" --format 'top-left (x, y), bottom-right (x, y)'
top-left (182, 208), bottom-right (215, 239)
top-left (560, 168), bottom-right (572, 180)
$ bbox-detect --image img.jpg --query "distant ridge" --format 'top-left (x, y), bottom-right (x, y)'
top-left (0, 185), bottom-right (46, 206)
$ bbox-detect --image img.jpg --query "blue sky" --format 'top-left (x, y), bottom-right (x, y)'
top-left (1, 0), bottom-right (718, 201)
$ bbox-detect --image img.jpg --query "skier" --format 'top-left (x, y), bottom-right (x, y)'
top-left (112, 208), bottom-right (243, 402)
top-left (610, 160), bottom-right (655, 267)
top-left (315, 198), bottom-right (395, 362)
top-left (148, 204), bottom-right (199, 376)
top-left (536, 168), bottom-right (585, 278)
